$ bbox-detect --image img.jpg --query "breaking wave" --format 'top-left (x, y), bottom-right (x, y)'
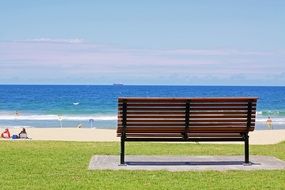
top-left (0, 114), bottom-right (117, 121)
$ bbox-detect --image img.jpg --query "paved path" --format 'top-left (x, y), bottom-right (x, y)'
top-left (89, 155), bottom-right (285, 171)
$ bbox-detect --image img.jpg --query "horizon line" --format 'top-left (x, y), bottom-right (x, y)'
top-left (0, 83), bottom-right (285, 87)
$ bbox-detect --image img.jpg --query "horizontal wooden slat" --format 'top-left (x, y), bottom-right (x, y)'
top-left (117, 126), bottom-right (254, 133)
top-left (118, 103), bottom-right (186, 106)
top-left (119, 119), bottom-right (184, 122)
top-left (119, 107), bottom-right (185, 111)
top-left (189, 111), bottom-right (255, 114)
top-left (118, 115), bottom-right (256, 119)
top-left (119, 112), bottom-right (256, 115)
top-left (118, 123), bottom-right (254, 127)
top-left (189, 107), bottom-right (251, 111)
top-left (119, 97), bottom-right (258, 101)
top-left (119, 106), bottom-right (256, 110)
top-left (119, 133), bottom-right (183, 137)
top-left (189, 119), bottom-right (249, 122)
top-left (189, 115), bottom-right (255, 118)
top-left (118, 103), bottom-right (256, 107)
top-left (118, 119), bottom-right (250, 123)
top-left (118, 115), bottom-right (186, 119)
top-left (189, 103), bottom-right (256, 107)
top-left (119, 100), bottom-right (256, 103)
top-left (119, 103), bottom-right (257, 108)
top-left (119, 133), bottom-right (243, 138)
top-left (118, 123), bottom-right (184, 127)
top-left (188, 133), bottom-right (243, 137)
top-left (119, 99), bottom-right (188, 103)
top-left (117, 127), bottom-right (185, 133)
top-left (119, 111), bottom-right (185, 115)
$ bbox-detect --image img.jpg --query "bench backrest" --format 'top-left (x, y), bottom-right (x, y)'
top-left (117, 97), bottom-right (257, 137)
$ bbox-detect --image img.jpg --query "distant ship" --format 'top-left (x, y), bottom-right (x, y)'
top-left (113, 83), bottom-right (124, 86)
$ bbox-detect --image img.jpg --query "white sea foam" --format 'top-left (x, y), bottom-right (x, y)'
top-left (256, 111), bottom-right (263, 115)
top-left (256, 117), bottom-right (285, 125)
top-left (0, 114), bottom-right (117, 121)
top-left (0, 125), bottom-right (34, 129)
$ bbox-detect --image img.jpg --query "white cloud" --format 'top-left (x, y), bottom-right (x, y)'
top-left (0, 39), bottom-right (284, 84)
top-left (19, 38), bottom-right (85, 44)
top-left (161, 49), bottom-right (275, 56)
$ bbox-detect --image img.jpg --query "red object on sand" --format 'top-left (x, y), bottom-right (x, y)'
top-left (1, 128), bottom-right (11, 138)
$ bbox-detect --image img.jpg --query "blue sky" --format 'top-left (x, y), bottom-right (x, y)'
top-left (0, 0), bottom-right (285, 85)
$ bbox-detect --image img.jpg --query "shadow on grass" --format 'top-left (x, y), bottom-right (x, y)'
top-left (125, 161), bottom-right (260, 166)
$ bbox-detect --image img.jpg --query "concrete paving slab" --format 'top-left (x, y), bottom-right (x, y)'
top-left (88, 155), bottom-right (285, 171)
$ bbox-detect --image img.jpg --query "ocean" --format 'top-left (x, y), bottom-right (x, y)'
top-left (0, 85), bottom-right (285, 130)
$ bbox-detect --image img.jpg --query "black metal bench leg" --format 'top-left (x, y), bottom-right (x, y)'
top-left (120, 135), bottom-right (125, 165)
top-left (244, 134), bottom-right (250, 164)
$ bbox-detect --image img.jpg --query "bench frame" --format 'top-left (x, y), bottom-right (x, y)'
top-left (118, 97), bottom-right (257, 165)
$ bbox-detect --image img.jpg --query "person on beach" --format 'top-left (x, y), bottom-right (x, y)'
top-left (1, 128), bottom-right (11, 138)
top-left (266, 116), bottom-right (273, 129)
top-left (19, 128), bottom-right (28, 139)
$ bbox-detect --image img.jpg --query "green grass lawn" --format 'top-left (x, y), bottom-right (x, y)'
top-left (0, 141), bottom-right (285, 190)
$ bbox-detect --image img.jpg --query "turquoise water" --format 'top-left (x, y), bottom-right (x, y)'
top-left (0, 85), bottom-right (285, 129)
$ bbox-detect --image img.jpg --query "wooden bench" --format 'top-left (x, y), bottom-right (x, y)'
top-left (117, 97), bottom-right (258, 165)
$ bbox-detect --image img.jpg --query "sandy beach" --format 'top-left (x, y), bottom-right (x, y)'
top-left (1, 128), bottom-right (285, 145)
top-left (0, 128), bottom-right (118, 142)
